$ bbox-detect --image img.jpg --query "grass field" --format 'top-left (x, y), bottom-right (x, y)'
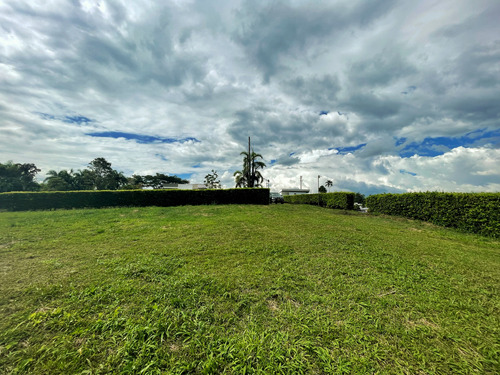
top-left (1, 204), bottom-right (499, 374)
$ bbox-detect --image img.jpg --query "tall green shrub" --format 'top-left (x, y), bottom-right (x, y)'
top-left (366, 192), bottom-right (500, 237)
top-left (0, 188), bottom-right (269, 212)
top-left (283, 192), bottom-right (354, 210)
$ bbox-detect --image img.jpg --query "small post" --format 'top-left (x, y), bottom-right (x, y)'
top-left (317, 175), bottom-right (321, 206)
top-left (248, 137), bottom-right (251, 187)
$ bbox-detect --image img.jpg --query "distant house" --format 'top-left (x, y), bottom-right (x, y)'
top-left (281, 188), bottom-right (310, 196)
top-left (158, 183), bottom-right (207, 190)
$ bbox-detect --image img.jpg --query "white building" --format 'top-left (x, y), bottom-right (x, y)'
top-left (281, 188), bottom-right (310, 196)
top-left (155, 183), bottom-right (207, 190)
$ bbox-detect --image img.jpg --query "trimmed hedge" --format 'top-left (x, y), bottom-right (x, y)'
top-left (366, 192), bottom-right (500, 238)
top-left (0, 188), bottom-right (269, 212)
top-left (283, 192), bottom-right (355, 210)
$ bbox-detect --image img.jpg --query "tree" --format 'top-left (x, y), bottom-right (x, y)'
top-left (140, 173), bottom-right (189, 189)
top-left (234, 137), bottom-right (266, 188)
top-left (0, 161), bottom-right (40, 192)
top-left (73, 169), bottom-right (96, 190)
top-left (204, 170), bottom-right (221, 189)
top-left (319, 185), bottom-right (327, 193)
top-left (325, 180), bottom-right (333, 192)
top-left (234, 151), bottom-right (266, 188)
top-left (87, 158), bottom-right (127, 190)
top-left (233, 170), bottom-right (247, 188)
top-left (43, 169), bottom-right (78, 191)
top-left (123, 175), bottom-right (145, 190)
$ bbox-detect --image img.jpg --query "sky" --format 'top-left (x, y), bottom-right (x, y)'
top-left (1, 0), bottom-right (499, 195)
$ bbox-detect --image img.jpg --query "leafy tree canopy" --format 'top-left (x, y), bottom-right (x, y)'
top-left (325, 180), bottom-right (333, 192)
top-left (204, 170), bottom-right (221, 189)
top-left (234, 151), bottom-right (266, 188)
top-left (39, 158), bottom-right (189, 191)
top-left (0, 161), bottom-right (41, 192)
top-left (132, 173), bottom-right (189, 189)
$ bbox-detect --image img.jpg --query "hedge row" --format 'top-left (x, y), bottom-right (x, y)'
top-left (366, 192), bottom-right (500, 238)
top-left (0, 188), bottom-right (270, 211)
top-left (283, 192), bottom-right (355, 210)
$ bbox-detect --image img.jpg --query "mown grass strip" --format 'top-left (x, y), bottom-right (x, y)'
top-left (1, 205), bottom-right (499, 374)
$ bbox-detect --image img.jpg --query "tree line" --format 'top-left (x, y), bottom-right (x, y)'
top-left (0, 158), bottom-right (188, 193)
top-left (6, 140), bottom-right (360, 194)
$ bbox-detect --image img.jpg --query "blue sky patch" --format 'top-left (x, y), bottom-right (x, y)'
top-left (329, 143), bottom-right (366, 155)
top-left (155, 154), bottom-right (168, 161)
top-left (395, 137), bottom-right (407, 146)
top-left (87, 131), bottom-right (200, 144)
top-left (399, 128), bottom-right (500, 158)
top-left (37, 112), bottom-right (56, 120)
top-left (36, 112), bottom-right (92, 124)
top-left (400, 169), bottom-right (417, 176)
top-left (177, 173), bottom-right (192, 181)
top-left (64, 115), bottom-right (92, 124)
top-left (191, 163), bottom-right (202, 168)
top-left (320, 111), bottom-right (344, 116)
top-left (401, 85), bottom-right (417, 95)
top-left (270, 159), bottom-right (277, 165)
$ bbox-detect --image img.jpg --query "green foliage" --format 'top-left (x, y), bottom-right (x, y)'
top-left (87, 157), bottom-right (128, 190)
top-left (325, 192), bottom-right (355, 209)
top-left (354, 192), bottom-right (366, 205)
top-left (1, 205), bottom-right (499, 374)
top-left (0, 188), bottom-right (270, 211)
top-left (39, 158), bottom-right (188, 192)
top-left (366, 192), bottom-right (500, 237)
top-left (130, 173), bottom-right (189, 189)
top-left (234, 151), bottom-right (266, 188)
top-left (43, 170), bottom-right (80, 191)
top-left (40, 158), bottom-right (126, 192)
top-left (318, 185), bottom-right (327, 193)
top-left (0, 161), bottom-right (41, 192)
top-left (325, 180), bottom-right (333, 192)
top-left (284, 192), bottom-right (355, 210)
top-left (204, 170), bottom-right (221, 189)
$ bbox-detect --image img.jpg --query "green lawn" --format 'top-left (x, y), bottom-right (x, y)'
top-left (0, 205), bottom-right (499, 374)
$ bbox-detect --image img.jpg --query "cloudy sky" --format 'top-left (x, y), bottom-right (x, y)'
top-left (1, 0), bottom-right (499, 195)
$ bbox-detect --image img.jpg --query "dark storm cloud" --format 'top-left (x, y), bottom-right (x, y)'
top-left (273, 153), bottom-right (301, 167)
top-left (282, 75), bottom-right (341, 107)
top-left (82, 36), bottom-right (138, 72)
top-left (233, 0), bottom-right (397, 82)
top-left (228, 106), bottom-right (346, 153)
top-left (443, 93), bottom-right (500, 123)
top-left (433, 4), bottom-right (500, 41)
top-left (348, 51), bottom-right (416, 88)
top-left (454, 43), bottom-right (500, 89)
top-left (343, 92), bottom-right (401, 119)
top-left (3, 1), bottom-right (208, 98)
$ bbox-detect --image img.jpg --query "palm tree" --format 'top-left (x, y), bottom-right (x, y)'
top-left (233, 170), bottom-right (247, 188)
top-left (234, 151), bottom-right (266, 187)
top-left (325, 179), bottom-right (333, 192)
top-left (44, 169), bottom-right (77, 191)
